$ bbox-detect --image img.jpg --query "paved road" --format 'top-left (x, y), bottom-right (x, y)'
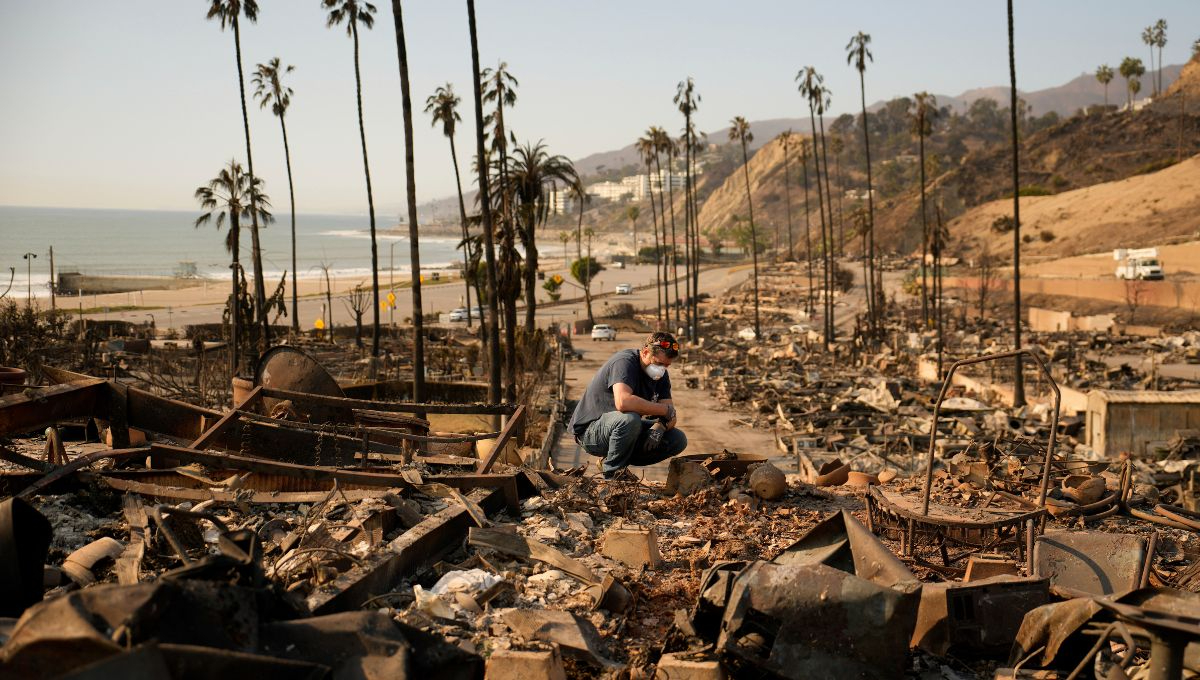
top-left (84, 262), bottom-right (752, 335)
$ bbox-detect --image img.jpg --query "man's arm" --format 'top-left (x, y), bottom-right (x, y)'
top-left (612, 383), bottom-right (673, 419)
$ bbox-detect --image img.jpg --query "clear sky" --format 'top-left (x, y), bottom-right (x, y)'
top-left (2, 1), bottom-right (1198, 215)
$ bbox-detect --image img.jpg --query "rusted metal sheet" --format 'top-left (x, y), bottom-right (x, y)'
top-left (0, 497), bottom-right (52, 617)
top-left (309, 487), bottom-right (504, 614)
top-left (255, 346), bottom-right (347, 423)
top-left (716, 561), bottom-right (921, 680)
top-left (912, 576), bottom-right (1050, 656)
top-left (0, 379), bottom-right (105, 437)
top-left (1034, 530), bottom-right (1149, 597)
top-left (774, 509), bottom-right (918, 588)
top-left (99, 476), bottom-right (392, 504)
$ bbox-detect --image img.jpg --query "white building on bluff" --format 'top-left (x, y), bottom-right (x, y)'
top-left (585, 170), bottom-right (688, 205)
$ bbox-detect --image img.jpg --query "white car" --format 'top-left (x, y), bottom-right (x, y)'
top-left (448, 308), bottom-right (468, 322)
top-left (615, 283), bottom-right (633, 295)
top-left (591, 324), bottom-right (617, 341)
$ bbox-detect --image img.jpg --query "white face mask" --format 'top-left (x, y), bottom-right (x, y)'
top-left (644, 363), bottom-right (667, 381)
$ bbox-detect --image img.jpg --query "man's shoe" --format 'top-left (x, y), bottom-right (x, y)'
top-left (603, 468), bottom-right (640, 482)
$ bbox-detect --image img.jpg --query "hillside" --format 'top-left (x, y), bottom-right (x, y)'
top-left (569, 64), bottom-right (1186, 181)
top-left (946, 154), bottom-right (1200, 260)
top-left (865, 105), bottom-right (1200, 254)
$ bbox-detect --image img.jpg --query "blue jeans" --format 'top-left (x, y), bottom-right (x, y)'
top-left (578, 411), bottom-right (688, 476)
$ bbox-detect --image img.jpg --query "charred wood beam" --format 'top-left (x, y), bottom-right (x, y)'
top-left (477, 405), bottom-right (526, 474)
top-left (190, 386), bottom-right (264, 449)
top-left (0, 379), bottom-right (105, 437)
top-left (17, 447), bottom-right (150, 499)
top-left (261, 386), bottom-right (517, 416)
top-left (309, 486), bottom-right (504, 614)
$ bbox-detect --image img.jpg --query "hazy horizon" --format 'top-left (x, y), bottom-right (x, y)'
top-left (3, 1), bottom-right (1198, 215)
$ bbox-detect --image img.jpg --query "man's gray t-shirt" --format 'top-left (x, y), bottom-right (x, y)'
top-left (569, 349), bottom-right (672, 437)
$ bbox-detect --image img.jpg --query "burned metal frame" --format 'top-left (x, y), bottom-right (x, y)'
top-left (921, 349), bottom-right (1062, 514)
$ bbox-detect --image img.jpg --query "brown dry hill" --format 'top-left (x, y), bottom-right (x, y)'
top-left (946, 153), bottom-right (1200, 261)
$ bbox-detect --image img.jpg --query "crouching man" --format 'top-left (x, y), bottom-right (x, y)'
top-left (568, 331), bottom-right (688, 478)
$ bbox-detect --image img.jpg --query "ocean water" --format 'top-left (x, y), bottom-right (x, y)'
top-left (0, 205), bottom-right (463, 298)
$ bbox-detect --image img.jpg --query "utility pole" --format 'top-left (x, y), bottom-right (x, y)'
top-left (22, 252), bottom-right (37, 307)
top-left (48, 246), bottom-right (56, 311)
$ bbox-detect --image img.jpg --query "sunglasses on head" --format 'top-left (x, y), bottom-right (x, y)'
top-left (649, 340), bottom-right (679, 352)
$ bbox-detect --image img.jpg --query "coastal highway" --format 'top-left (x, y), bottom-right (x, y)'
top-left (79, 262), bottom-right (755, 335)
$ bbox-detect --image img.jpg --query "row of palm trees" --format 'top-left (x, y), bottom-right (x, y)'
top-left (195, 2), bottom-right (1034, 407)
top-left (196, 0), bottom-right (592, 404)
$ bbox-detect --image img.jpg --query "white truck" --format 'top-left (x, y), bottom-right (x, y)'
top-left (1113, 248), bottom-right (1164, 281)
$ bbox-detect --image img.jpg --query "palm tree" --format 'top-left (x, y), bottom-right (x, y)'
top-left (816, 85), bottom-right (837, 343)
top-left (1007, 0), bottom-right (1026, 406)
top-left (252, 58), bottom-right (298, 335)
top-left (480, 61), bottom-right (520, 399)
top-left (673, 78), bottom-right (700, 338)
top-left (1154, 20), bottom-right (1168, 96)
top-left (194, 160), bottom-right (272, 377)
top-left (1119, 57), bottom-right (1146, 111)
top-left (780, 131), bottom-right (796, 262)
top-left (425, 83), bottom-right (475, 330)
top-left (651, 127), bottom-right (676, 327)
top-left (635, 133), bottom-right (664, 323)
top-left (323, 0), bottom-right (382, 357)
top-left (206, 0), bottom-right (270, 352)
top-left (503, 141), bottom-right (579, 333)
top-left (653, 127), bottom-right (678, 328)
top-left (1095, 65), bottom-right (1114, 107)
top-left (799, 136), bottom-right (815, 317)
top-left (847, 31), bottom-right (878, 333)
top-left (729, 117), bottom-right (761, 338)
top-left (465, 0), bottom-right (501, 403)
top-left (910, 92), bottom-right (936, 327)
top-left (830, 134), bottom-right (846, 255)
top-left (1143, 26), bottom-right (1157, 97)
top-left (797, 67), bottom-right (833, 349)
top-left (388, 0), bottom-right (425, 398)
top-left (625, 205), bottom-right (640, 262)
top-left (558, 231), bottom-right (571, 270)
top-left (568, 182), bottom-right (594, 324)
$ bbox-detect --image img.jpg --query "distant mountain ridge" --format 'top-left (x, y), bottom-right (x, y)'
top-left (420, 63), bottom-right (1184, 215)
top-left (566, 64), bottom-right (1183, 177)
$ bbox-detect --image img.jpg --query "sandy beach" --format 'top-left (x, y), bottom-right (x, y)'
top-left (69, 252), bottom-right (704, 332)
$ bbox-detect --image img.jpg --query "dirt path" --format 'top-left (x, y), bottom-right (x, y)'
top-left (551, 266), bottom-right (788, 481)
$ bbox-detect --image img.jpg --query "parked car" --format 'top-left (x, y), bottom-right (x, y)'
top-left (615, 283), bottom-right (633, 295)
top-left (448, 308), bottom-right (468, 322)
top-left (591, 324), bottom-right (617, 341)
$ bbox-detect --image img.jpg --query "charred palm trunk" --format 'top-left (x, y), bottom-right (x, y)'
top-left (391, 0), bottom-right (425, 400)
top-left (350, 23), bottom-right (382, 358)
top-left (689, 141), bottom-right (702, 340)
top-left (918, 128), bottom-right (929, 328)
top-left (1008, 0), bottom-right (1026, 406)
top-left (232, 17), bottom-right (269, 356)
top-left (858, 70), bottom-right (878, 337)
top-left (801, 150), bottom-right (814, 318)
top-left (818, 112), bottom-right (836, 344)
top-left (277, 115), bottom-right (298, 335)
top-left (645, 160), bottom-right (663, 325)
top-left (742, 139), bottom-right (761, 338)
top-left (449, 134), bottom-right (473, 328)
top-left (229, 213), bottom-right (241, 376)
top-left (467, 0), bottom-right (501, 403)
top-left (783, 139), bottom-right (794, 261)
top-left (807, 110), bottom-right (830, 350)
